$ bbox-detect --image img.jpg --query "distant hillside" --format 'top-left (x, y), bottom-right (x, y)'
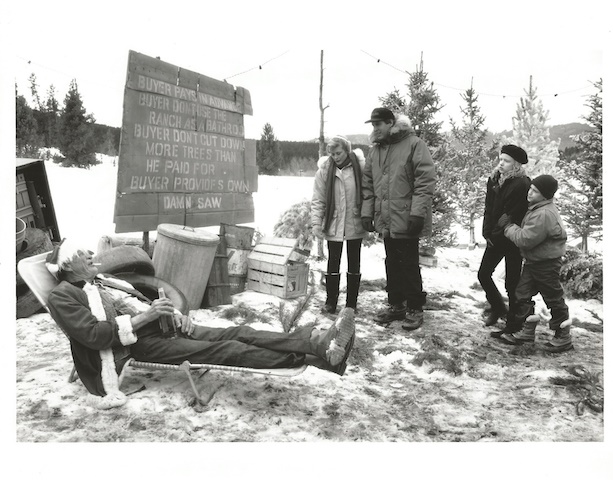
top-left (306, 134), bottom-right (370, 145)
top-left (495, 123), bottom-right (592, 151)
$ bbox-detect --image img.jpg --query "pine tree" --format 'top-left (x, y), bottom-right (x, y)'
top-left (406, 57), bottom-right (444, 148)
top-left (15, 84), bottom-right (42, 157)
top-left (558, 79), bottom-right (602, 252)
top-left (58, 79), bottom-right (97, 168)
top-left (256, 123), bottom-right (283, 175)
top-left (503, 75), bottom-right (560, 177)
top-left (42, 85), bottom-right (60, 148)
top-left (445, 80), bottom-right (492, 245)
top-left (379, 54), bottom-right (454, 248)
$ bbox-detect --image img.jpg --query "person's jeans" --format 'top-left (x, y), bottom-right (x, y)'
top-left (383, 237), bottom-right (426, 309)
top-left (477, 241), bottom-right (523, 314)
top-left (130, 325), bottom-right (313, 369)
top-left (514, 258), bottom-right (569, 330)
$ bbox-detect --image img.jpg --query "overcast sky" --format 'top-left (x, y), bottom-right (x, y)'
top-left (3, 0), bottom-right (609, 142)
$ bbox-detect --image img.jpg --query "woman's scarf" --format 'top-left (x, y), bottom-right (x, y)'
top-left (323, 152), bottom-right (362, 231)
top-left (490, 163), bottom-right (527, 188)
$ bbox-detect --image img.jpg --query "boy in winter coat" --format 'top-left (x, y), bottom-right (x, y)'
top-left (496, 175), bottom-right (573, 353)
top-left (311, 135), bottom-right (366, 313)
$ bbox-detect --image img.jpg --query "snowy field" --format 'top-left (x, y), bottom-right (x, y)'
top-left (13, 157), bottom-right (608, 477)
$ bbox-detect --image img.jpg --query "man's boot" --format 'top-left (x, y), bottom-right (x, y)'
top-left (309, 307), bottom-right (356, 375)
top-left (375, 301), bottom-right (407, 324)
top-left (543, 326), bottom-right (573, 353)
top-left (500, 314), bottom-right (539, 345)
top-left (345, 273), bottom-right (361, 311)
top-left (402, 307), bottom-right (424, 331)
top-left (321, 273), bottom-right (340, 314)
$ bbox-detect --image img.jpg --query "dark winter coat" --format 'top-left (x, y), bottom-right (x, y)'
top-left (504, 199), bottom-right (567, 263)
top-left (311, 150), bottom-right (367, 242)
top-left (361, 115), bottom-right (436, 238)
top-left (482, 174), bottom-right (531, 248)
top-left (47, 278), bottom-right (138, 408)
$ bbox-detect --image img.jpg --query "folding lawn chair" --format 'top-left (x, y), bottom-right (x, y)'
top-left (17, 252), bottom-right (307, 404)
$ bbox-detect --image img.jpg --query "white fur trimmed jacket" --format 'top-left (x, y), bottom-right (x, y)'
top-left (311, 149), bottom-right (367, 242)
top-left (361, 115), bottom-right (436, 238)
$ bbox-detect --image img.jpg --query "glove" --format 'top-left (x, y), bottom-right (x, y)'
top-left (312, 225), bottom-right (324, 239)
top-left (406, 215), bottom-right (425, 237)
top-left (361, 217), bottom-right (375, 232)
top-left (497, 213), bottom-right (511, 229)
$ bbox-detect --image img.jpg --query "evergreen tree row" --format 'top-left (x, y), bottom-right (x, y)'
top-left (16, 74), bottom-right (120, 166)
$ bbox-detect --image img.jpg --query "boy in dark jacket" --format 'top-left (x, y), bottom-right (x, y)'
top-left (496, 175), bottom-right (572, 353)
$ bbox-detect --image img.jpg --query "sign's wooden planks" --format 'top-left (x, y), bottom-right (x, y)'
top-left (114, 51), bottom-right (255, 233)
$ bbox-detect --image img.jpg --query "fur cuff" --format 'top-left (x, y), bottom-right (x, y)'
top-left (116, 315), bottom-right (137, 346)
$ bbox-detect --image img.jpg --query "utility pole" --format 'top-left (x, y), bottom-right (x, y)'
top-left (318, 50), bottom-right (329, 158)
top-left (317, 50), bottom-right (328, 259)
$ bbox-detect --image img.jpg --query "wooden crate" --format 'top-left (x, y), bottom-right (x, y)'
top-left (247, 236), bottom-right (309, 299)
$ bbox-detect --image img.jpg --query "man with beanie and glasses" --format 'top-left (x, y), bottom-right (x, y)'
top-left (496, 174), bottom-right (573, 353)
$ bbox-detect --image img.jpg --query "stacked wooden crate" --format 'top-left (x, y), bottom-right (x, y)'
top-left (247, 237), bottom-right (309, 299)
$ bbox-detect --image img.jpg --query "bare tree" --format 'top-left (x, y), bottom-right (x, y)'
top-left (318, 50), bottom-right (329, 157)
top-left (316, 50), bottom-right (329, 258)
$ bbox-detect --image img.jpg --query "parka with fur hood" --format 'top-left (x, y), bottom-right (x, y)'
top-left (361, 114), bottom-right (436, 238)
top-left (311, 149), bottom-right (367, 242)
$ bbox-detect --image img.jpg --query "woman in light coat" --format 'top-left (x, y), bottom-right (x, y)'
top-left (311, 135), bottom-right (366, 313)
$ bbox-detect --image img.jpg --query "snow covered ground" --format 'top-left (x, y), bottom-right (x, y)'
top-left (13, 157), bottom-right (609, 477)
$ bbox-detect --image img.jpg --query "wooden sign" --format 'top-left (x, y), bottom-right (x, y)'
top-left (114, 50), bottom-right (256, 233)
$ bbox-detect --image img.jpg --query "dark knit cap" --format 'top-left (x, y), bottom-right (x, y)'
top-left (501, 144), bottom-right (528, 164)
top-left (532, 175), bottom-right (558, 199)
top-left (365, 107), bottom-right (395, 123)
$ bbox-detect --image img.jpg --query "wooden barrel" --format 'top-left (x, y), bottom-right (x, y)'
top-left (222, 223), bottom-right (254, 276)
top-left (152, 224), bottom-right (219, 310)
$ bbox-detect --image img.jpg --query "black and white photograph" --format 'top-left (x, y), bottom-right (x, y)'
top-left (2, 0), bottom-right (609, 478)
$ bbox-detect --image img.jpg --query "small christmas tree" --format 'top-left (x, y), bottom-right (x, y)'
top-left (503, 76), bottom-right (560, 177)
top-left (445, 80), bottom-right (492, 246)
top-left (256, 123), bottom-right (283, 175)
top-left (58, 79), bottom-right (97, 168)
top-left (558, 79), bottom-right (602, 252)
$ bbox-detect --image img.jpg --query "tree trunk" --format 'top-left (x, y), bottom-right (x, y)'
top-left (319, 50), bottom-right (327, 158)
top-left (469, 212), bottom-right (476, 246)
top-left (581, 235), bottom-right (589, 253)
top-left (317, 49), bottom-right (327, 260)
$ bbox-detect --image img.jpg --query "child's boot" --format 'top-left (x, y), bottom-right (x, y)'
top-left (543, 326), bottom-right (573, 353)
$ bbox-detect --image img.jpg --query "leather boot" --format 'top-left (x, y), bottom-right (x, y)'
top-left (375, 301), bottom-right (407, 324)
top-left (543, 326), bottom-right (573, 353)
top-left (500, 314), bottom-right (539, 344)
top-left (322, 273), bottom-right (340, 314)
top-left (310, 307), bottom-right (355, 367)
top-left (345, 273), bottom-right (361, 310)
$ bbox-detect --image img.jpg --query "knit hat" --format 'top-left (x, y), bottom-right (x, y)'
top-left (531, 175), bottom-right (558, 199)
top-left (45, 238), bottom-right (84, 278)
top-left (365, 107), bottom-right (395, 123)
top-left (501, 144), bottom-right (528, 164)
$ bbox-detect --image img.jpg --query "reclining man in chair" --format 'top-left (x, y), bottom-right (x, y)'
top-left (46, 239), bottom-right (355, 409)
